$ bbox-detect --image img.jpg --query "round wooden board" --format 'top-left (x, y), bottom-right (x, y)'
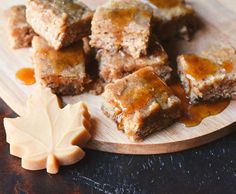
top-left (0, 0), bottom-right (236, 155)
top-left (63, 95), bottom-right (236, 155)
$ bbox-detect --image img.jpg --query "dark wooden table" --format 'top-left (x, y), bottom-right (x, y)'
top-left (0, 98), bottom-right (236, 194)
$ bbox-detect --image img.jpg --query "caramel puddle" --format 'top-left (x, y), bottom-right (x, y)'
top-left (16, 68), bottom-right (35, 85)
top-left (170, 83), bottom-right (230, 127)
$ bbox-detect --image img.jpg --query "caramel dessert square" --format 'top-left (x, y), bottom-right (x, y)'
top-left (177, 47), bottom-right (236, 103)
top-left (145, 0), bottom-right (197, 40)
top-left (102, 67), bottom-right (181, 141)
top-left (7, 5), bottom-right (36, 49)
top-left (97, 41), bottom-right (171, 83)
top-left (32, 36), bottom-right (90, 95)
top-left (90, 0), bottom-right (153, 59)
top-left (26, 0), bottom-right (93, 50)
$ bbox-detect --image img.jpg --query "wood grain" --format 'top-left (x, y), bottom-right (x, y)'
top-left (0, 0), bottom-right (236, 154)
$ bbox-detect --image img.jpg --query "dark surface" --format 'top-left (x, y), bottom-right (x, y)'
top-left (0, 98), bottom-right (236, 194)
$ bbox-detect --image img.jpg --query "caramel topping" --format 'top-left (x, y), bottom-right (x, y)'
top-left (114, 69), bottom-right (172, 115)
top-left (37, 42), bottom-right (84, 74)
top-left (171, 83), bottom-right (230, 127)
top-left (107, 7), bottom-right (150, 44)
top-left (222, 60), bottom-right (234, 73)
top-left (183, 55), bottom-right (219, 81)
top-left (107, 7), bottom-right (137, 44)
top-left (16, 68), bottom-right (35, 85)
top-left (108, 8), bottom-right (137, 27)
top-left (149, 0), bottom-right (182, 8)
top-left (53, 0), bottom-right (82, 13)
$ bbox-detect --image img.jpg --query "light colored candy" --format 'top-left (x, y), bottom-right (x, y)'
top-left (4, 86), bottom-right (91, 174)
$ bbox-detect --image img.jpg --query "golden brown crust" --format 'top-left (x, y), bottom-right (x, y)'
top-left (40, 75), bottom-right (90, 96)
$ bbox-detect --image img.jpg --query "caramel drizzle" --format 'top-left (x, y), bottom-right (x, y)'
top-left (170, 83), bottom-right (230, 127)
top-left (182, 55), bottom-right (234, 81)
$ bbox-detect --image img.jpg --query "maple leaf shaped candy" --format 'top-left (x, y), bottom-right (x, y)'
top-left (4, 86), bottom-right (91, 174)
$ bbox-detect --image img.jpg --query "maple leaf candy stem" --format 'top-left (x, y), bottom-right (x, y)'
top-left (46, 154), bottom-right (59, 174)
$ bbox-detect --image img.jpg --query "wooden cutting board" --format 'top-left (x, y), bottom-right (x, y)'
top-left (0, 0), bottom-right (236, 155)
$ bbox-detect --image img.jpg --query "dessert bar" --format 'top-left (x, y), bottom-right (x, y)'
top-left (90, 0), bottom-right (153, 59)
top-left (7, 5), bottom-right (36, 49)
top-left (177, 46), bottom-right (236, 103)
top-left (32, 36), bottom-right (90, 95)
top-left (144, 0), bottom-right (197, 40)
top-left (97, 41), bottom-right (171, 83)
top-left (26, 0), bottom-right (93, 50)
top-left (102, 67), bottom-right (181, 141)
